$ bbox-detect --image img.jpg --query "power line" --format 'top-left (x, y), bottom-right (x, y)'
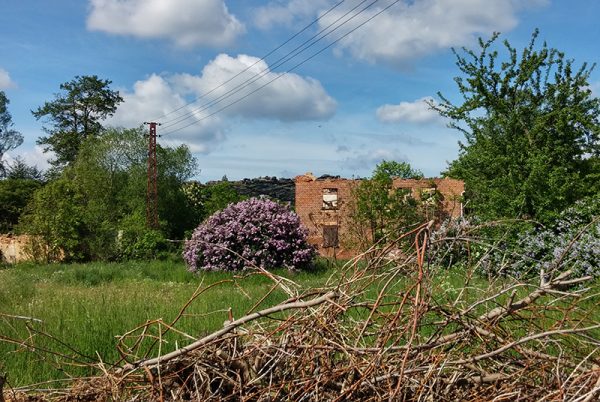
top-left (160, 0), bottom-right (377, 133)
top-left (159, 0), bottom-right (372, 130)
top-left (151, 0), bottom-right (346, 123)
top-left (160, 0), bottom-right (401, 137)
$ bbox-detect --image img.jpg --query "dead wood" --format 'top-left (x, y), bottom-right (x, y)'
top-left (4, 222), bottom-right (600, 401)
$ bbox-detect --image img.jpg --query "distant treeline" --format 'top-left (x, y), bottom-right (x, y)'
top-left (206, 176), bottom-right (295, 205)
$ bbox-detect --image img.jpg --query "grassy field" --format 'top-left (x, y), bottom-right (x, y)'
top-left (0, 259), bottom-right (336, 386)
top-left (1, 259), bottom-right (598, 389)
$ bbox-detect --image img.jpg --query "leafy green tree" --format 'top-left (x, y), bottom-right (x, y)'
top-left (372, 160), bottom-right (423, 181)
top-left (0, 178), bottom-right (41, 232)
top-left (20, 177), bottom-right (87, 262)
top-left (182, 180), bottom-right (245, 226)
top-left (0, 158), bottom-right (44, 232)
top-left (0, 91), bottom-right (23, 176)
top-left (6, 157), bottom-right (44, 181)
top-left (351, 161), bottom-right (423, 247)
top-left (434, 30), bottom-right (600, 222)
top-left (156, 144), bottom-right (200, 238)
top-left (202, 181), bottom-right (245, 218)
top-left (20, 127), bottom-right (197, 261)
top-left (32, 75), bottom-right (123, 168)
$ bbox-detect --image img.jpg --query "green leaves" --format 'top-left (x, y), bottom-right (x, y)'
top-left (19, 127), bottom-right (198, 262)
top-left (32, 75), bottom-right (123, 168)
top-left (351, 161), bottom-right (423, 245)
top-left (0, 91), bottom-right (23, 176)
top-left (436, 30), bottom-right (600, 222)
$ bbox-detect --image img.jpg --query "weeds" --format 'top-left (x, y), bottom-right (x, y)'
top-left (1, 225), bottom-right (599, 401)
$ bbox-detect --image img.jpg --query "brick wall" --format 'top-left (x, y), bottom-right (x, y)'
top-left (393, 178), bottom-right (464, 218)
top-left (294, 174), bottom-right (358, 258)
top-left (295, 174), bottom-right (465, 258)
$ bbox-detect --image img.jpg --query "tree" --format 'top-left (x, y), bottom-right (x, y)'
top-left (0, 178), bottom-right (41, 232)
top-left (20, 127), bottom-right (197, 261)
top-left (6, 157), bottom-right (44, 181)
top-left (32, 75), bottom-right (123, 167)
top-left (434, 30), bottom-right (600, 222)
top-left (0, 158), bottom-right (44, 232)
top-left (351, 161), bottom-right (423, 247)
top-left (0, 91), bottom-right (23, 176)
top-left (182, 180), bottom-right (245, 226)
top-left (19, 178), bottom-right (87, 262)
top-left (372, 160), bottom-right (423, 181)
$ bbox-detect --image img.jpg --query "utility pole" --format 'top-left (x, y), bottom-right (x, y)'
top-left (144, 122), bottom-right (160, 228)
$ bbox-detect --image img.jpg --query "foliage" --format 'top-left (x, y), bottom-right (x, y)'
top-left (19, 127), bottom-right (197, 262)
top-left (0, 91), bottom-right (23, 176)
top-left (430, 194), bottom-right (600, 279)
top-left (184, 198), bottom-right (315, 272)
top-left (0, 159), bottom-right (45, 232)
top-left (371, 160), bottom-right (423, 181)
top-left (435, 30), bottom-right (600, 222)
top-left (484, 194), bottom-right (600, 278)
top-left (429, 217), bottom-right (476, 268)
top-left (202, 181), bottom-right (246, 217)
top-left (119, 228), bottom-right (169, 261)
top-left (6, 156), bottom-right (44, 180)
top-left (0, 178), bottom-right (42, 232)
top-left (350, 160), bottom-right (424, 246)
top-left (182, 180), bottom-right (245, 225)
top-left (32, 75), bottom-right (123, 168)
top-left (19, 178), bottom-right (87, 262)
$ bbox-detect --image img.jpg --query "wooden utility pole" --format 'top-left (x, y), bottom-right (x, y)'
top-left (145, 122), bottom-right (160, 228)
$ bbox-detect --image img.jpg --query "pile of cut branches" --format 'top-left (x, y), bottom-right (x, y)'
top-left (3, 222), bottom-right (600, 401)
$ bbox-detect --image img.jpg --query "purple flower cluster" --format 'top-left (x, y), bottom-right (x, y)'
top-left (429, 194), bottom-right (600, 279)
top-left (428, 217), bottom-right (476, 267)
top-left (503, 197), bottom-right (600, 278)
top-left (183, 198), bottom-right (316, 272)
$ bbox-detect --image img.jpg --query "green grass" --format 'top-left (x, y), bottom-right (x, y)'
top-left (0, 259), bottom-right (335, 386)
top-left (1, 259), bottom-right (598, 388)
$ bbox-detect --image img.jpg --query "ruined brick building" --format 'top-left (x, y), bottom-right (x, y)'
top-left (295, 173), bottom-right (464, 258)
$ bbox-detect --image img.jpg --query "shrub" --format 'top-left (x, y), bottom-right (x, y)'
top-left (430, 195), bottom-right (600, 279)
top-left (183, 198), bottom-right (315, 272)
top-left (497, 195), bottom-right (600, 278)
top-left (429, 217), bottom-right (476, 268)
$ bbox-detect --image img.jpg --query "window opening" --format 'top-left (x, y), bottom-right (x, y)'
top-left (322, 188), bottom-right (338, 210)
top-left (322, 225), bottom-right (339, 248)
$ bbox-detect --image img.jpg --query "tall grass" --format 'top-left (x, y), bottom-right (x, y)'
top-left (2, 259), bottom-right (597, 388)
top-left (0, 260), bottom-right (334, 386)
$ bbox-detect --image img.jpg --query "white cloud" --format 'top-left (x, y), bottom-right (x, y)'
top-left (107, 53), bottom-right (336, 154)
top-left (376, 97), bottom-right (443, 124)
top-left (255, 0), bottom-right (545, 67)
top-left (343, 148), bottom-right (410, 171)
top-left (254, 0), bottom-right (331, 29)
top-left (87, 0), bottom-right (244, 47)
top-left (5, 146), bottom-right (52, 172)
top-left (326, 0), bottom-right (544, 67)
top-left (171, 53), bottom-right (336, 121)
top-left (0, 68), bottom-right (15, 89)
top-left (107, 74), bottom-right (227, 153)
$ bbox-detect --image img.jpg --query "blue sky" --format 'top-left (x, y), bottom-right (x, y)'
top-left (1, 0), bottom-right (599, 181)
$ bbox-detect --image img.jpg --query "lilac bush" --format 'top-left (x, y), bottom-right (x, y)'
top-left (429, 195), bottom-right (600, 279)
top-left (499, 195), bottom-right (600, 279)
top-left (183, 198), bottom-right (316, 272)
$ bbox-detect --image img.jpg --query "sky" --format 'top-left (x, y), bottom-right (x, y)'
top-left (1, 0), bottom-right (599, 181)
